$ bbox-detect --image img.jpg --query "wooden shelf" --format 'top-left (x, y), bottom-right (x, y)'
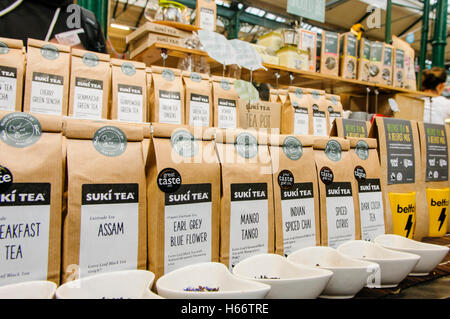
top-left (133, 42), bottom-right (216, 69)
top-left (131, 42), bottom-right (437, 98)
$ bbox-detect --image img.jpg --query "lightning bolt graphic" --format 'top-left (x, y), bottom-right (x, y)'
top-left (438, 208), bottom-right (447, 232)
top-left (404, 214), bottom-right (413, 238)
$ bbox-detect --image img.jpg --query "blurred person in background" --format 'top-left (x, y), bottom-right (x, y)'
top-left (0, 0), bottom-right (107, 53)
top-left (422, 67), bottom-right (450, 125)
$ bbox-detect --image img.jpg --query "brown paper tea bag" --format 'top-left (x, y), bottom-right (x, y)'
top-left (313, 137), bottom-right (361, 247)
top-left (0, 37), bottom-right (25, 112)
top-left (149, 66), bottom-right (184, 125)
top-left (325, 94), bottom-right (343, 133)
top-left (310, 89), bottom-right (329, 137)
top-left (24, 39), bottom-right (70, 115)
top-left (0, 111), bottom-right (63, 286)
top-left (195, 0), bottom-right (217, 31)
top-left (182, 71), bottom-right (212, 127)
top-left (281, 87), bottom-right (312, 135)
top-left (146, 124), bottom-right (220, 279)
top-left (348, 137), bottom-right (387, 241)
top-left (212, 76), bottom-right (240, 129)
top-left (111, 58), bottom-right (147, 122)
top-left (62, 118), bottom-right (147, 283)
top-left (269, 134), bottom-right (320, 256)
top-left (215, 128), bottom-right (275, 269)
top-left (69, 49), bottom-right (111, 120)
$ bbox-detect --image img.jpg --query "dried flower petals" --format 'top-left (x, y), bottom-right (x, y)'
top-left (184, 285), bottom-right (219, 292)
top-left (256, 275), bottom-right (280, 279)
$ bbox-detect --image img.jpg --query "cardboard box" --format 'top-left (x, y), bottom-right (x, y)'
top-left (381, 44), bottom-right (394, 86)
top-left (130, 33), bottom-right (183, 59)
top-left (417, 122), bottom-right (450, 237)
top-left (330, 118), bottom-right (371, 138)
top-left (369, 41), bottom-right (383, 84)
top-left (339, 32), bottom-right (357, 80)
top-left (376, 94), bottom-right (424, 122)
top-left (195, 0), bottom-right (217, 32)
top-left (368, 117), bottom-right (426, 241)
top-left (298, 29), bottom-right (317, 72)
top-left (238, 99), bottom-right (281, 129)
top-left (348, 92), bottom-right (424, 121)
top-left (126, 21), bottom-right (191, 44)
top-left (393, 48), bottom-right (405, 88)
top-left (392, 35), bottom-right (416, 91)
top-left (357, 38), bottom-right (371, 82)
top-left (320, 31), bottom-right (340, 76)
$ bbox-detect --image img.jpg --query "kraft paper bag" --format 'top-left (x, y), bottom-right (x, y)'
top-left (348, 137), bottom-right (386, 241)
top-left (0, 110), bottom-right (63, 286)
top-left (0, 37), bottom-right (25, 112)
top-left (68, 49), bottom-right (111, 120)
top-left (310, 89), bottom-right (329, 137)
top-left (23, 39), bottom-right (70, 116)
top-left (215, 128), bottom-right (275, 269)
top-left (111, 58), bottom-right (147, 123)
top-left (325, 94), bottom-right (343, 134)
top-left (182, 71), bottom-right (212, 127)
top-left (281, 87), bottom-right (312, 135)
top-left (269, 134), bottom-right (320, 256)
top-left (62, 118), bottom-right (147, 283)
top-left (313, 137), bottom-right (361, 248)
top-left (212, 76), bottom-right (239, 129)
top-left (146, 123), bottom-right (220, 279)
top-left (149, 66), bottom-right (184, 125)
top-left (195, 0), bottom-right (217, 31)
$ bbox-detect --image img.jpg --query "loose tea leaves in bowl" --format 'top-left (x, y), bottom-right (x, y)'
top-left (183, 286), bottom-right (220, 292)
top-left (255, 275), bottom-right (280, 279)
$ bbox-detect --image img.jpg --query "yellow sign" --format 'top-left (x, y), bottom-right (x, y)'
top-left (426, 188), bottom-right (449, 237)
top-left (389, 192), bottom-right (416, 239)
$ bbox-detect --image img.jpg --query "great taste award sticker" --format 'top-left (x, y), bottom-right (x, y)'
top-left (157, 168), bottom-right (182, 194)
top-left (0, 165), bottom-right (13, 193)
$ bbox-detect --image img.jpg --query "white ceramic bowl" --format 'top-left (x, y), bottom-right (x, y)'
top-left (55, 270), bottom-right (161, 299)
top-left (375, 234), bottom-right (449, 276)
top-left (288, 246), bottom-right (380, 299)
top-left (232, 253), bottom-right (333, 299)
top-left (0, 280), bottom-right (57, 299)
top-left (156, 262), bottom-right (270, 299)
top-left (337, 240), bottom-right (420, 288)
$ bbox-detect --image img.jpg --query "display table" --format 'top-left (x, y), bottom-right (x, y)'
top-left (355, 235), bottom-right (450, 299)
